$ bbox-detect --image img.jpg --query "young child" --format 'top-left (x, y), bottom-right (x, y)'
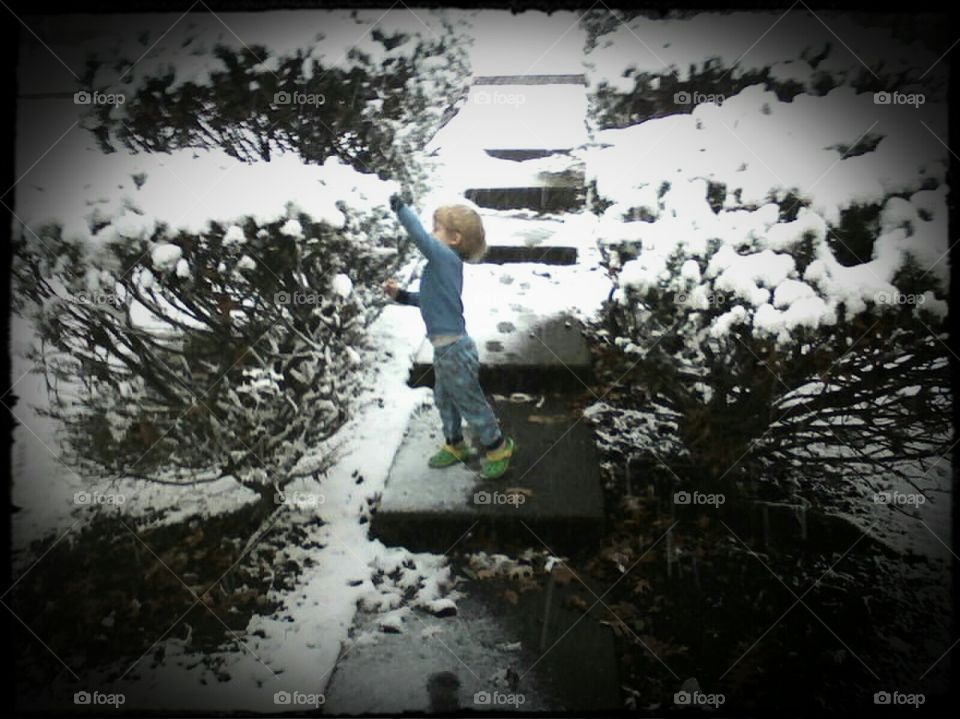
top-left (383, 193), bottom-right (516, 479)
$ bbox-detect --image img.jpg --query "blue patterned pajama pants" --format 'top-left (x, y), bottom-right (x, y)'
top-left (432, 335), bottom-right (501, 447)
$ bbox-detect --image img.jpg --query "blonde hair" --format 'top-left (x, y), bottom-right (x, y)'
top-left (434, 204), bottom-right (487, 262)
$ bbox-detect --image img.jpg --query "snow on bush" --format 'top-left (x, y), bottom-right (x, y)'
top-left (580, 32), bottom-right (951, 502)
top-left (13, 146), bottom-right (403, 494)
top-left (67, 9), bottom-right (471, 199)
top-left (581, 10), bottom-right (946, 130)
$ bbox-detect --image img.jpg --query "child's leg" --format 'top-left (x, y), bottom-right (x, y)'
top-left (433, 371), bottom-right (464, 445)
top-left (434, 337), bottom-right (501, 448)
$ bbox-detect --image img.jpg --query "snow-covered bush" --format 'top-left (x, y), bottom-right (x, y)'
top-left (583, 77), bottom-right (951, 502)
top-left (77, 10), bottom-right (471, 196)
top-left (13, 148), bottom-right (401, 493)
top-left (581, 10), bottom-right (947, 131)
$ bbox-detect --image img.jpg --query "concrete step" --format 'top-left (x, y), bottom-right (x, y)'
top-left (473, 73), bottom-right (587, 85)
top-left (370, 393), bottom-right (605, 555)
top-left (409, 312), bottom-right (593, 393)
top-left (322, 569), bottom-right (620, 714)
top-left (466, 185), bottom-right (586, 213)
top-left (485, 149), bottom-right (576, 161)
top-left (456, 152), bottom-right (585, 189)
top-left (475, 212), bottom-right (597, 264)
top-left (484, 245), bottom-right (578, 265)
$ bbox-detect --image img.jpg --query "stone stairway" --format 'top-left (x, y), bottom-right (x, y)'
top-left (325, 53), bottom-right (621, 714)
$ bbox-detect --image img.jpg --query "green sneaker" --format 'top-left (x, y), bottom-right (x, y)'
top-left (428, 442), bottom-right (470, 468)
top-left (481, 437), bottom-right (516, 480)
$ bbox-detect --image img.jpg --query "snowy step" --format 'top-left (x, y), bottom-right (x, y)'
top-left (323, 569), bottom-right (619, 714)
top-left (426, 84), bottom-right (589, 153)
top-left (453, 152), bottom-right (585, 190)
top-left (409, 313), bottom-right (592, 393)
top-left (466, 186), bottom-right (585, 214)
top-left (478, 212), bottom-right (594, 264)
top-left (370, 393), bottom-right (605, 555)
top-left (432, 149), bottom-right (585, 215)
top-left (486, 149), bottom-right (573, 161)
top-left (473, 73), bottom-right (587, 85)
top-left (403, 260), bottom-right (609, 392)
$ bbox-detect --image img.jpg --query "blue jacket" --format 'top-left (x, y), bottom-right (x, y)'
top-left (393, 203), bottom-right (466, 339)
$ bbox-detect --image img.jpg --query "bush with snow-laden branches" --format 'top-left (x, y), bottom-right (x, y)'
top-left (12, 9), bottom-right (473, 498)
top-left (13, 149), bottom-right (404, 495)
top-left (580, 17), bottom-right (951, 505)
top-left (77, 10), bottom-right (471, 197)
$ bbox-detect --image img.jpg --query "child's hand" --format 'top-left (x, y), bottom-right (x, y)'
top-left (383, 278), bottom-right (399, 298)
top-left (389, 188), bottom-right (414, 213)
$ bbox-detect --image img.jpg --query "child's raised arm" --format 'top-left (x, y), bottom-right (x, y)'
top-left (390, 195), bottom-right (449, 264)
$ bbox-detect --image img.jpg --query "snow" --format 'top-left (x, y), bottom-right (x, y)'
top-left (15, 106), bottom-right (394, 261)
top-left (589, 82), bottom-right (950, 345)
top-left (11, 8), bottom-right (952, 711)
top-left (14, 300), bottom-right (460, 711)
top-left (584, 11), bottom-right (941, 93)
top-left (223, 225), bottom-right (247, 246)
top-left (463, 10), bottom-right (587, 76)
top-left (428, 84), bottom-right (589, 152)
top-left (331, 273), bottom-right (353, 298)
top-left (151, 243), bottom-right (183, 272)
top-left (279, 219), bottom-right (304, 238)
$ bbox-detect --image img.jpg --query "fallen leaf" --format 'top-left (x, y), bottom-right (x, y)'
top-left (566, 594), bottom-right (588, 611)
top-left (600, 619), bottom-right (625, 637)
top-left (503, 589), bottom-right (519, 605)
top-left (551, 564), bottom-right (577, 586)
top-left (516, 577), bottom-right (541, 593)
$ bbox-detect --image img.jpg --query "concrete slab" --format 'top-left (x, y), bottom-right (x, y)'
top-left (323, 571), bottom-right (621, 714)
top-left (370, 393), bottom-right (605, 554)
top-left (322, 592), bottom-right (554, 714)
